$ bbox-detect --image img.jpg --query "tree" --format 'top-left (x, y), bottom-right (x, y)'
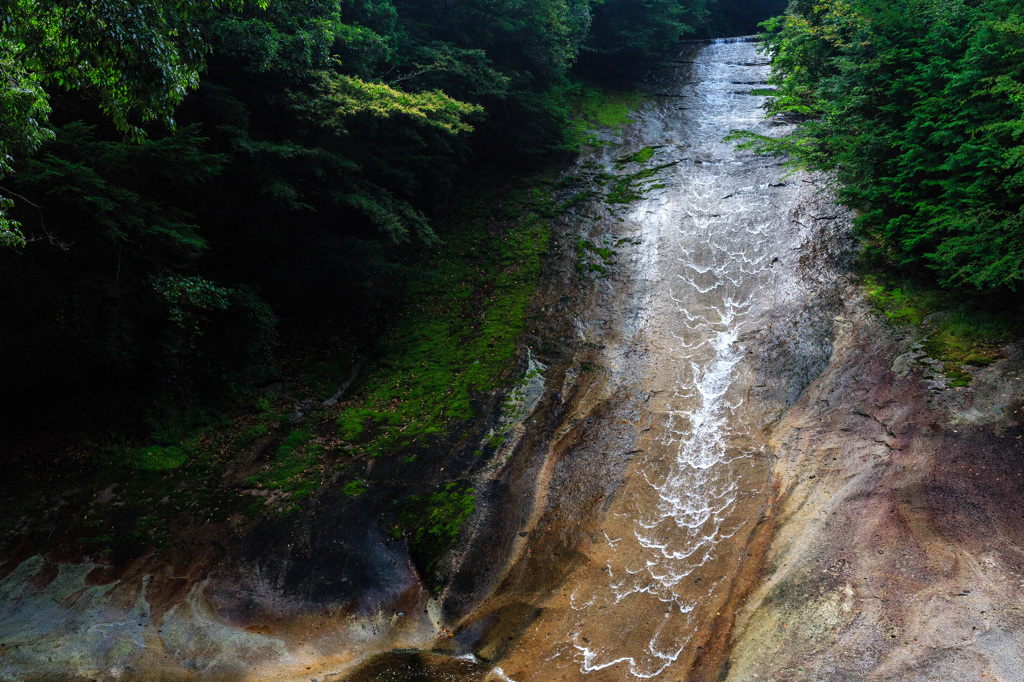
top-left (586, 0), bottom-right (710, 64)
top-left (737, 0), bottom-right (1024, 291)
top-left (0, 0), bottom-right (266, 246)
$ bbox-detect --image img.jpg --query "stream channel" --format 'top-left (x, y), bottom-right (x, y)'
top-left (349, 36), bottom-right (847, 682)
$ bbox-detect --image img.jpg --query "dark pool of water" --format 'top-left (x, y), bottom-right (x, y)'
top-left (343, 651), bottom-right (492, 682)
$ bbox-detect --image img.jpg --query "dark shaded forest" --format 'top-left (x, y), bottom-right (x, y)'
top-left (1, 0), bottom-right (780, 439)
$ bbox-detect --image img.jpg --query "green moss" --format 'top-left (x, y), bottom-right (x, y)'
top-left (577, 238), bottom-right (618, 278)
top-left (864, 274), bottom-right (947, 326)
top-left (560, 80), bottom-right (648, 149)
top-left (864, 272), bottom-right (1022, 386)
top-left (254, 392), bottom-right (276, 413)
top-left (923, 309), bottom-right (1015, 384)
top-left (343, 480), bottom-right (367, 496)
top-left (264, 428), bottom-right (300, 450)
top-left (604, 162), bottom-right (678, 204)
top-left (133, 514), bottom-right (170, 546)
top-left (576, 83), bottom-right (644, 128)
top-left (334, 182), bottom-right (553, 459)
top-left (76, 534), bottom-right (113, 545)
top-left (12, 421), bottom-right (270, 557)
top-left (4, 388), bottom-right (344, 557)
top-left (337, 406), bottom-right (374, 442)
top-left (930, 309), bottom-right (1014, 348)
top-left (544, 190), bottom-right (594, 217)
top-left (554, 173), bottom-right (581, 189)
top-left (245, 428), bottom-right (326, 508)
top-left (393, 483), bottom-right (476, 557)
top-left (942, 363), bottom-right (972, 387)
top-left (129, 445), bottom-right (188, 471)
top-left (616, 146), bottom-right (661, 166)
top-left (233, 423), bottom-right (270, 449)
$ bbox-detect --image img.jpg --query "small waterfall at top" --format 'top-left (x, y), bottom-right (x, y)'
top-left (713, 35), bottom-right (760, 44)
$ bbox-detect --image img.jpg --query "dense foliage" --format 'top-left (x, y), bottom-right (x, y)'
top-left (737, 0), bottom-right (1024, 290)
top-left (709, 0), bottom-right (788, 35)
top-left (0, 0), bottom-right (273, 247)
top-left (1, 1), bottom-right (786, 432)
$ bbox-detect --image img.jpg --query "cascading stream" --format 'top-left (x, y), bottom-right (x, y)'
top-left (475, 37), bottom-right (827, 682)
top-left (561, 38), bottom-right (797, 679)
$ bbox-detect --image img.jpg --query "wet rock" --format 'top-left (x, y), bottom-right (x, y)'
top-left (725, 314), bottom-right (1024, 681)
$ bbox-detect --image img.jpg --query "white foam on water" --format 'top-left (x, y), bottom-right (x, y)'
top-left (490, 666), bottom-right (518, 682)
top-left (569, 38), bottom-right (801, 678)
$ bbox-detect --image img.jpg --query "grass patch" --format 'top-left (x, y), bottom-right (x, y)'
top-left (333, 183), bottom-right (554, 459)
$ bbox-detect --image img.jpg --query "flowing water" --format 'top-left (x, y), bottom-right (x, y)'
top-left (350, 37), bottom-right (830, 682)
top-left (487, 37), bottom-right (822, 681)
top-left (567, 37), bottom-right (782, 678)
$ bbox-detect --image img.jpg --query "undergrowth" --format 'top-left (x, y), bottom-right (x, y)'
top-left (334, 187), bottom-right (551, 460)
top-left (864, 272), bottom-right (1022, 387)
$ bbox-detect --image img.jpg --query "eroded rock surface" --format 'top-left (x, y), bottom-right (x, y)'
top-left (725, 313), bottom-right (1024, 681)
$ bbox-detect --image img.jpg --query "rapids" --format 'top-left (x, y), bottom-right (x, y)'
top-left (460, 36), bottom-right (846, 681)
top-left (561, 35), bottom-right (790, 680)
